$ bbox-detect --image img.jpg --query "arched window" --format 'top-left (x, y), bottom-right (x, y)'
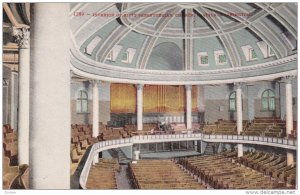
top-left (261, 89), bottom-right (275, 111)
top-left (229, 92), bottom-right (236, 111)
top-left (77, 90), bottom-right (88, 113)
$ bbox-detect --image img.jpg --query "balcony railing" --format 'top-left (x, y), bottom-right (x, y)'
top-left (79, 133), bottom-right (297, 189)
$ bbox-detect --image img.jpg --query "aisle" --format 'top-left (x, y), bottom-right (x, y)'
top-left (115, 165), bottom-right (132, 189)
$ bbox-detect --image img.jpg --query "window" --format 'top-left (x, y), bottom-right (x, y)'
top-left (201, 55), bottom-right (208, 64)
top-left (77, 90), bottom-right (88, 113)
top-left (229, 92), bottom-right (236, 111)
top-left (106, 45), bottom-right (123, 62)
top-left (219, 54), bottom-right (226, 63)
top-left (198, 52), bottom-right (209, 66)
top-left (121, 51), bottom-right (129, 63)
top-left (257, 41), bottom-right (275, 58)
top-left (84, 36), bottom-right (102, 55)
top-left (261, 89), bottom-right (275, 111)
top-left (214, 50), bottom-right (226, 65)
top-left (241, 45), bottom-right (257, 61)
top-left (268, 47), bottom-right (275, 57)
top-left (249, 48), bottom-right (257, 60)
top-left (106, 51), bottom-right (113, 61)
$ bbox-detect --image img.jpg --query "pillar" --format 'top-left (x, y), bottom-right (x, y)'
top-left (198, 85), bottom-right (205, 123)
top-left (237, 144), bottom-right (243, 157)
top-left (136, 84), bottom-right (143, 131)
top-left (99, 81), bottom-right (110, 124)
top-left (12, 27), bottom-right (30, 165)
top-left (236, 83), bottom-right (243, 135)
top-left (3, 78), bottom-right (9, 124)
top-left (30, 3), bottom-right (70, 189)
top-left (134, 151), bottom-right (140, 160)
top-left (10, 71), bottom-right (18, 130)
top-left (91, 80), bottom-right (99, 137)
top-left (235, 83), bottom-right (243, 157)
top-left (287, 150), bottom-right (294, 166)
top-left (285, 77), bottom-right (293, 136)
top-left (185, 85), bottom-right (192, 129)
top-left (285, 76), bottom-right (294, 166)
top-left (93, 153), bottom-right (99, 165)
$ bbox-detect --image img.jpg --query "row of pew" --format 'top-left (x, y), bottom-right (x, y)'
top-left (3, 124), bottom-right (17, 164)
top-left (176, 151), bottom-right (295, 189)
top-left (3, 124), bottom-right (28, 189)
top-left (242, 117), bottom-right (286, 137)
top-left (70, 124), bottom-right (97, 163)
top-left (238, 151), bottom-right (296, 186)
top-left (86, 159), bottom-right (119, 189)
top-left (201, 117), bottom-right (297, 138)
top-left (128, 159), bottom-right (206, 189)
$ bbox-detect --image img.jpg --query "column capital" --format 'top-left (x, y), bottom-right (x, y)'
top-left (281, 75), bottom-right (295, 84)
top-left (185, 85), bottom-right (192, 90)
top-left (11, 27), bottom-right (30, 49)
top-left (135, 84), bottom-right (144, 90)
top-left (234, 82), bottom-right (245, 89)
top-left (3, 78), bottom-right (9, 87)
top-left (89, 80), bottom-right (101, 86)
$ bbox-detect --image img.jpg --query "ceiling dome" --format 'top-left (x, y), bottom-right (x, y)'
top-left (70, 3), bottom-right (297, 84)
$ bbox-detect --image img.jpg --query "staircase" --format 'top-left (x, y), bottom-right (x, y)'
top-left (108, 148), bottom-right (131, 164)
top-left (204, 142), bottom-right (219, 155)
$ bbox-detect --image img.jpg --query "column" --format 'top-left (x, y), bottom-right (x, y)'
top-left (197, 85), bottom-right (205, 123)
top-left (93, 153), bottom-right (99, 165)
top-left (287, 150), bottom-right (294, 166)
top-left (30, 3), bottom-right (70, 189)
top-left (134, 151), bottom-right (140, 160)
top-left (136, 84), bottom-right (143, 131)
top-left (91, 80), bottom-right (99, 137)
top-left (235, 83), bottom-right (243, 157)
top-left (284, 77), bottom-right (294, 167)
top-left (185, 85), bottom-right (192, 129)
top-left (236, 83), bottom-right (243, 134)
top-left (285, 77), bottom-right (293, 136)
top-left (246, 84), bottom-right (255, 122)
top-left (12, 27), bottom-right (30, 165)
top-left (3, 78), bottom-right (9, 124)
top-left (237, 144), bottom-right (243, 157)
top-left (10, 71), bottom-right (18, 130)
top-left (99, 81), bottom-right (110, 124)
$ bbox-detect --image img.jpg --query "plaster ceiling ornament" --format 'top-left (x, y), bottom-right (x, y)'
top-left (69, 3), bottom-right (297, 84)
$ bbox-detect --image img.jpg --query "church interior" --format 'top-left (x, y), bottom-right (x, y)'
top-left (2, 2), bottom-right (298, 191)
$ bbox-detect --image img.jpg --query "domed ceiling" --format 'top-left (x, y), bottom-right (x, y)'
top-left (70, 3), bottom-right (297, 84)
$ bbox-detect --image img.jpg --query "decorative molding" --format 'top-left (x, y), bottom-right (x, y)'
top-left (11, 27), bottom-right (30, 49)
top-left (70, 41), bottom-right (297, 85)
